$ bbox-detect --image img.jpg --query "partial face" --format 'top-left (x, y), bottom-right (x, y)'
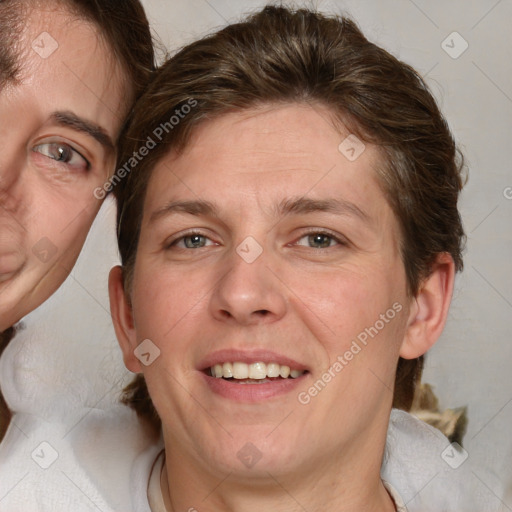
top-left (117, 105), bottom-right (415, 480)
top-left (0, 6), bottom-right (129, 329)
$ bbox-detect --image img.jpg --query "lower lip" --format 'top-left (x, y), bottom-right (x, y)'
top-left (201, 372), bottom-right (307, 402)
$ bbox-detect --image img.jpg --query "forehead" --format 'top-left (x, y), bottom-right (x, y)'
top-left (17, 5), bottom-right (96, 64)
top-left (148, 106), bottom-right (387, 211)
top-left (6, 5), bottom-right (130, 127)
top-left (142, 105), bottom-right (402, 251)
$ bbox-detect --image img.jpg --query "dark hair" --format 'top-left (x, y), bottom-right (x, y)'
top-left (114, 5), bottom-right (465, 428)
top-left (0, 0), bottom-right (155, 440)
top-left (0, 1), bottom-right (22, 86)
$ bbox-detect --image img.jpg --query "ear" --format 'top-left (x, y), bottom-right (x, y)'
top-left (108, 265), bottom-right (142, 373)
top-left (400, 253), bottom-right (455, 359)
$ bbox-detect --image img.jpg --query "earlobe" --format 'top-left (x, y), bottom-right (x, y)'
top-left (108, 265), bottom-right (142, 373)
top-left (400, 253), bottom-right (456, 359)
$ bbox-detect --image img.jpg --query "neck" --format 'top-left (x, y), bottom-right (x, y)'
top-left (160, 430), bottom-right (396, 512)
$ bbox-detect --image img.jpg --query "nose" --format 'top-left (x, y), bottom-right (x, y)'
top-left (210, 244), bottom-right (287, 326)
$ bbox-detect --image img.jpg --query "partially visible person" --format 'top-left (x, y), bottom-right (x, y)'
top-left (0, 0), bottom-right (155, 440)
top-left (109, 5), bottom-right (496, 511)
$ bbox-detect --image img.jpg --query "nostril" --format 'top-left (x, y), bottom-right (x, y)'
top-left (219, 309), bottom-right (269, 320)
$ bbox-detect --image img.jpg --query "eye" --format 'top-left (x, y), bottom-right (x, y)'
top-left (173, 233), bottom-right (215, 249)
top-left (32, 142), bottom-right (90, 172)
top-left (295, 232), bottom-right (341, 249)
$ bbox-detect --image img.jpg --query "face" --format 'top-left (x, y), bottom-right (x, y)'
top-left (112, 104), bottom-right (443, 485)
top-left (0, 5), bottom-right (130, 329)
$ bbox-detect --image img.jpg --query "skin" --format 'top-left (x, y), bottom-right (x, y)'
top-left (110, 104), bottom-right (455, 511)
top-left (0, 5), bottom-right (130, 330)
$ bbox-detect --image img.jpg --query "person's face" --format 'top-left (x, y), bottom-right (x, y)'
top-left (112, 104), bottom-right (450, 483)
top-left (0, 6), bottom-right (129, 329)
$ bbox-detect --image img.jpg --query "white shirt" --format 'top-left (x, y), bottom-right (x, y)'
top-left (140, 454), bottom-right (408, 511)
top-left (131, 410), bottom-right (499, 511)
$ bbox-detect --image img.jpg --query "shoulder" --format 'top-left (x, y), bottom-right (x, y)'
top-left (382, 409), bottom-right (499, 512)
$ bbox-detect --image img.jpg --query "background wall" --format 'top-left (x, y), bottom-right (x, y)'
top-left (10, 0), bottom-right (511, 505)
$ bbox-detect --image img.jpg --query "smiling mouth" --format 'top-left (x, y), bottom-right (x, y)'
top-left (207, 361), bottom-right (307, 382)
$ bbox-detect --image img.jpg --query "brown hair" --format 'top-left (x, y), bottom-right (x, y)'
top-left (0, 1), bottom-right (23, 87)
top-left (114, 5), bottom-right (465, 429)
top-left (0, 0), bottom-right (155, 440)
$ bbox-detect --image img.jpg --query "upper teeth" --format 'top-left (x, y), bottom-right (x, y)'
top-left (210, 362), bottom-right (304, 380)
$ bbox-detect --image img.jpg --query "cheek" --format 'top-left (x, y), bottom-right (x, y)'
top-left (286, 263), bottom-right (403, 345)
top-left (28, 193), bottom-right (102, 267)
top-left (130, 262), bottom-right (210, 342)
top-left (298, 270), bottom-right (408, 404)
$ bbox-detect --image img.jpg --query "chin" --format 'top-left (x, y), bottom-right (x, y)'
top-left (196, 426), bottom-right (305, 479)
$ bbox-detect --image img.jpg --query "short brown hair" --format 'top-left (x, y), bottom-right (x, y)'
top-left (115, 5), bottom-right (465, 427)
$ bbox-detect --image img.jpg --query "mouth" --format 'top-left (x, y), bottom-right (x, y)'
top-left (200, 351), bottom-right (309, 401)
top-left (206, 361), bottom-right (307, 383)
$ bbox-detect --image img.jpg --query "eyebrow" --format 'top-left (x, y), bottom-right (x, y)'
top-left (50, 111), bottom-right (114, 151)
top-left (149, 197), bottom-right (370, 225)
top-left (150, 200), bottom-right (219, 223)
top-left (277, 197), bottom-right (371, 223)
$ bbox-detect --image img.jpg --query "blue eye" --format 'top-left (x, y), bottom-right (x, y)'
top-left (183, 234), bottom-right (207, 248)
top-left (173, 234), bottom-right (215, 249)
top-left (296, 232), bottom-right (340, 248)
top-left (32, 142), bottom-right (89, 171)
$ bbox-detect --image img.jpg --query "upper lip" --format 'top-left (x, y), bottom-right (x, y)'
top-left (199, 349), bottom-right (309, 372)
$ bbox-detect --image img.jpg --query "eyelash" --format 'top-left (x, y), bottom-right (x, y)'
top-left (165, 229), bottom-right (347, 251)
top-left (293, 229), bottom-right (347, 249)
top-left (32, 141), bottom-right (91, 172)
top-left (165, 230), bottom-right (215, 250)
